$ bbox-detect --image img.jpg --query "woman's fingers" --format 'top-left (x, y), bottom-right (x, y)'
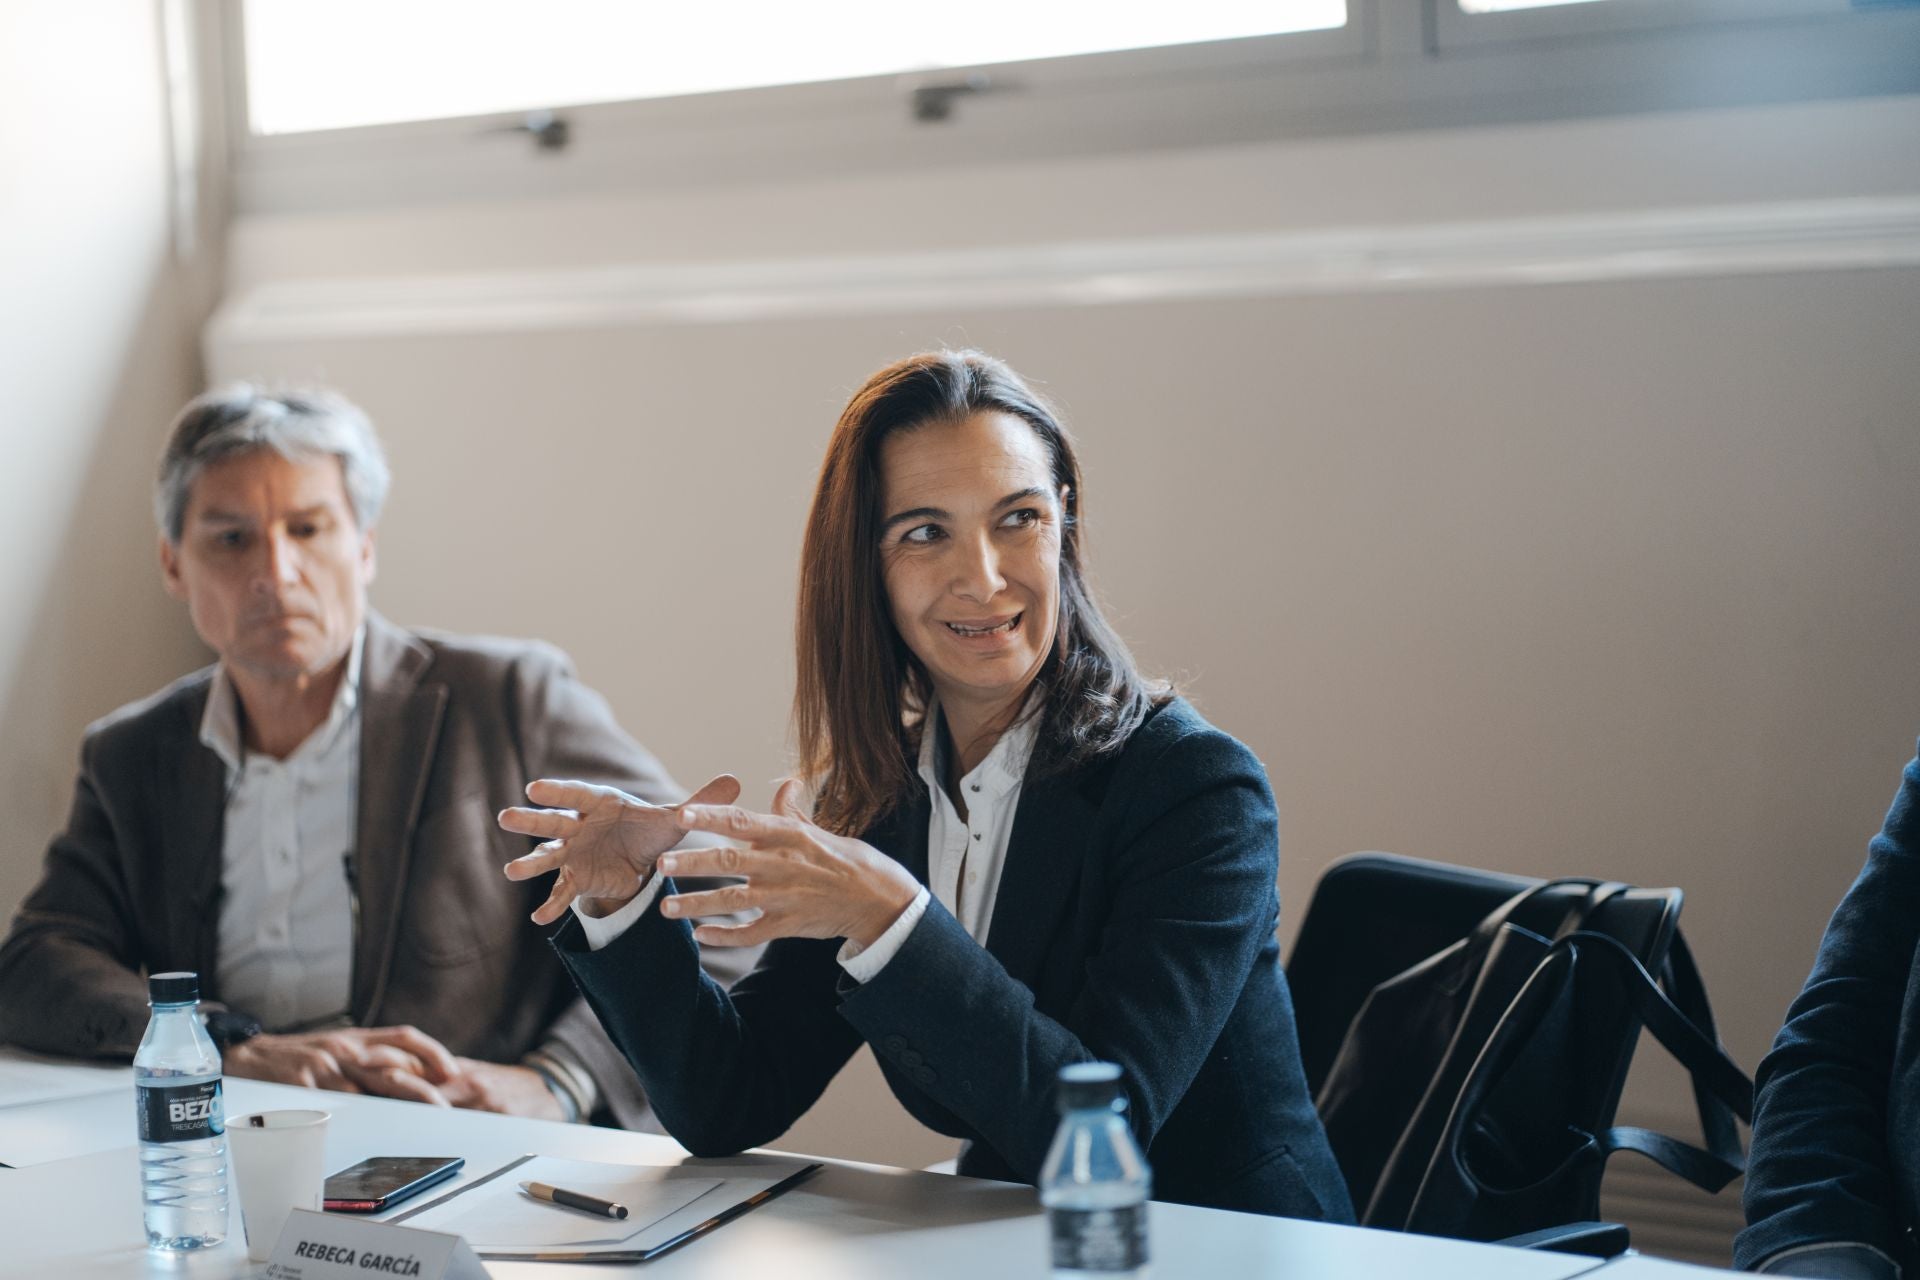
top-left (658, 843), bottom-right (765, 879)
top-left (675, 804), bottom-right (805, 846)
top-left (497, 806), bottom-right (580, 839)
top-left (661, 883), bottom-right (755, 919)
top-left (691, 916), bottom-right (778, 948)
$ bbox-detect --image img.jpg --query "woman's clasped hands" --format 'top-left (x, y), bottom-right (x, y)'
top-left (499, 777), bottom-right (921, 949)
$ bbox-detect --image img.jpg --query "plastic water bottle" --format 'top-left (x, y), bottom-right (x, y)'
top-left (1039, 1061), bottom-right (1151, 1278)
top-left (134, 971), bottom-right (229, 1250)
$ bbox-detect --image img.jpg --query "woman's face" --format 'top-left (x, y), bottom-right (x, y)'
top-left (877, 411), bottom-right (1066, 722)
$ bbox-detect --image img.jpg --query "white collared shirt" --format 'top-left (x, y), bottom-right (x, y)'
top-left (837, 705), bottom-right (1039, 979)
top-left (205, 629), bottom-right (363, 1032)
top-left (575, 704), bottom-right (1041, 985)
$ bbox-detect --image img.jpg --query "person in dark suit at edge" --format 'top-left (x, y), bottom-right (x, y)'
top-left (496, 350), bottom-right (1353, 1218)
top-left (1739, 740), bottom-right (1920, 1279)
top-left (0, 386), bottom-right (751, 1127)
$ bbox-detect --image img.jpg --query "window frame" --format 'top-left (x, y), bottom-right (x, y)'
top-left (1434, 0), bottom-right (1858, 49)
top-left (219, 0), bottom-right (1920, 217)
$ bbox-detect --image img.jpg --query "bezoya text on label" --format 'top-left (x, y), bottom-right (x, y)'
top-left (136, 1077), bottom-right (224, 1143)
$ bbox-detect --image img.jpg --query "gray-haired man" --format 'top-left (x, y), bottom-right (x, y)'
top-left (0, 386), bottom-right (747, 1125)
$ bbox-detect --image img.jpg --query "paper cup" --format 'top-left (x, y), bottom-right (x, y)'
top-left (227, 1109), bottom-right (330, 1262)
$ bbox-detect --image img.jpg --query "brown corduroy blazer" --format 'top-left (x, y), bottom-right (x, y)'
top-left (0, 612), bottom-right (749, 1128)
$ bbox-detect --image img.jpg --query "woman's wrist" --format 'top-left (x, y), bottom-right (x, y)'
top-left (847, 866), bottom-right (922, 949)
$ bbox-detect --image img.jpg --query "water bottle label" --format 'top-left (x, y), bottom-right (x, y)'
top-left (136, 1079), bottom-right (224, 1143)
top-left (1050, 1205), bottom-right (1148, 1272)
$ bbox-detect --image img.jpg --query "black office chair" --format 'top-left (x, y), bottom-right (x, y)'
top-left (1286, 852), bottom-right (1745, 1258)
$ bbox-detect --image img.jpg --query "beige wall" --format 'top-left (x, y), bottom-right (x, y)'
top-left (0, 3), bottom-right (220, 923)
top-left (209, 228), bottom-right (1920, 1182)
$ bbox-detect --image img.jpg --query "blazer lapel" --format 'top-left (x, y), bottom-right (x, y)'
top-left (349, 615), bottom-right (446, 1024)
top-left (886, 791), bottom-right (933, 887)
top-left (167, 679), bottom-right (230, 987)
top-left (983, 771), bottom-right (1092, 991)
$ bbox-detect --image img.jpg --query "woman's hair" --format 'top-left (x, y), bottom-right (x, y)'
top-left (794, 349), bottom-right (1168, 836)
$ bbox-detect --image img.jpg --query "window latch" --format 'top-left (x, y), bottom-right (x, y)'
top-left (907, 74), bottom-right (1003, 124)
top-left (488, 109), bottom-right (571, 152)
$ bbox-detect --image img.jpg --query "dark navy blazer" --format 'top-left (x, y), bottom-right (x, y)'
top-left (553, 697), bottom-right (1353, 1222)
top-left (1738, 742), bottom-right (1920, 1276)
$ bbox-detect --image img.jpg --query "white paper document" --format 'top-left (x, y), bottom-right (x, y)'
top-left (433, 1159), bottom-right (719, 1248)
top-left (394, 1154), bottom-right (806, 1258)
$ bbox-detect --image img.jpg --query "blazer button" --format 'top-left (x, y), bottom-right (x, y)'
top-left (900, 1050), bottom-right (923, 1068)
top-left (915, 1066), bottom-right (938, 1086)
top-left (882, 1034), bottom-right (907, 1054)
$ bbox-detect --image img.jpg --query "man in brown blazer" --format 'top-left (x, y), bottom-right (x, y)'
top-left (0, 386), bottom-right (745, 1127)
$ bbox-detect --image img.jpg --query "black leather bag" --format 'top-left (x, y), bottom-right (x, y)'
top-left (1318, 878), bottom-right (1623, 1225)
top-left (1316, 876), bottom-right (1751, 1239)
top-left (1402, 927), bottom-right (1752, 1243)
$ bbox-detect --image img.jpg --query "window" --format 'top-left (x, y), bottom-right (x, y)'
top-left (241, 0), bottom-right (1348, 137)
top-left (1460, 0), bottom-right (1615, 10)
top-left (1440, 0), bottom-right (1855, 43)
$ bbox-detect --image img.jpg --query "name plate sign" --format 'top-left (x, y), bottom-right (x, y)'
top-left (264, 1209), bottom-right (488, 1280)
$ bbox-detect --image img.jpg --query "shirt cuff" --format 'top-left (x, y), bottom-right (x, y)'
top-left (573, 874), bottom-right (667, 950)
top-left (521, 1041), bottom-right (599, 1124)
top-left (838, 887), bottom-right (931, 984)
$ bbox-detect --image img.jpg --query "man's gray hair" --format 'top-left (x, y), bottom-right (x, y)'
top-left (155, 385), bottom-right (391, 542)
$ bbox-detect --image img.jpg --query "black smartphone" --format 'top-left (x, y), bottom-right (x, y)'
top-left (322, 1156), bottom-right (465, 1212)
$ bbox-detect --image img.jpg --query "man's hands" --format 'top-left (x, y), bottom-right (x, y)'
top-left (498, 774), bottom-right (743, 924)
top-left (439, 1059), bottom-right (564, 1120)
top-left (224, 1027), bottom-right (563, 1119)
top-left (224, 1026), bottom-right (458, 1103)
top-left (655, 778), bottom-right (921, 950)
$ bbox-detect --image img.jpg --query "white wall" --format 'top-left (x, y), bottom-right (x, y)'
top-left (210, 90), bottom-right (1920, 1218)
top-left (0, 2), bottom-right (219, 923)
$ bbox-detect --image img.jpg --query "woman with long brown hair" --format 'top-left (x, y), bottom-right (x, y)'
top-left (497, 350), bottom-right (1350, 1221)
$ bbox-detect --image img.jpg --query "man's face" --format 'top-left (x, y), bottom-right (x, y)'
top-left (160, 449), bottom-right (375, 684)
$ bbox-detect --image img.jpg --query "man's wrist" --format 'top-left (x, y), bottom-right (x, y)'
top-left (203, 1008), bottom-right (264, 1052)
top-left (522, 1046), bottom-right (594, 1124)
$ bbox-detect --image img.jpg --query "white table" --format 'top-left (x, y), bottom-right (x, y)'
top-left (1583, 1260), bottom-right (1750, 1279)
top-left (0, 1052), bottom-right (1644, 1280)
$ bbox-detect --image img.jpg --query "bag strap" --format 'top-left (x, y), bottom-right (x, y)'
top-left (1414, 926), bottom-right (1753, 1221)
top-left (1405, 942), bottom-right (1581, 1229)
top-left (1560, 929), bottom-right (1753, 1193)
top-left (1470, 878), bottom-right (1606, 945)
top-left (1602, 1128), bottom-right (1743, 1194)
top-left (1660, 930), bottom-right (1749, 1156)
top-left (1456, 879), bottom-right (1630, 988)
top-left (1563, 930), bottom-right (1754, 1127)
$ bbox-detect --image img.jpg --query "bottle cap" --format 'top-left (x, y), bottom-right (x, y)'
top-left (147, 971), bottom-right (200, 1004)
top-left (1056, 1060), bottom-right (1124, 1113)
